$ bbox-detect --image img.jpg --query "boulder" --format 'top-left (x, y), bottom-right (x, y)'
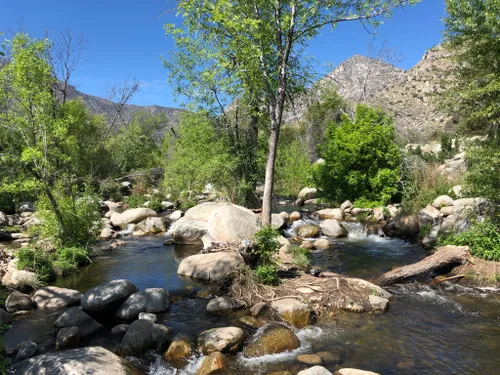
top-left (250, 302), bottom-right (268, 317)
top-left (382, 215), bottom-right (419, 239)
top-left (32, 287), bottom-right (82, 309)
top-left (100, 228), bottom-right (117, 239)
top-left (387, 205), bottom-right (400, 218)
top-left (56, 326), bottom-right (79, 350)
top-left (298, 187), bottom-right (317, 200)
top-left (298, 367), bottom-right (333, 375)
top-left (239, 315), bottom-right (264, 329)
top-left (351, 208), bottom-right (372, 216)
top-left (2, 269), bottom-right (39, 291)
top-left (136, 217), bottom-right (166, 233)
top-left (421, 205), bottom-right (441, 220)
top-left (372, 207), bottom-right (386, 222)
top-left (297, 354), bottom-right (323, 365)
top-left (167, 218), bottom-right (208, 245)
top-left (206, 296), bottom-right (245, 314)
top-left (116, 288), bottom-right (170, 319)
top-left (335, 369), bottom-right (381, 375)
top-left (16, 341), bottom-right (38, 361)
top-left (315, 208), bottom-right (343, 220)
top-left (296, 225), bottom-right (320, 238)
top-left (440, 206), bottom-right (454, 216)
top-left (184, 202), bottom-right (231, 222)
top-left (169, 210), bottom-right (184, 222)
top-left (119, 319), bottom-right (170, 356)
top-left (440, 215), bottom-right (457, 233)
top-left (368, 295), bottom-right (389, 312)
top-left (289, 211), bottom-right (302, 222)
top-left (0, 308), bottom-right (12, 324)
top-left (272, 214), bottom-right (286, 230)
top-left (316, 351), bottom-right (341, 365)
top-left (320, 220), bottom-right (348, 238)
top-left (207, 205), bottom-right (259, 243)
top-left (271, 298), bottom-right (312, 328)
top-left (9, 346), bottom-right (138, 375)
top-left (178, 252), bottom-right (243, 282)
top-left (111, 324), bottom-right (129, 336)
top-left (453, 198), bottom-right (477, 218)
top-left (432, 195), bottom-right (454, 208)
top-left (82, 279), bottom-right (138, 313)
top-left (340, 200), bottom-right (353, 211)
top-left (110, 208), bottom-right (157, 228)
top-left (54, 307), bottom-right (103, 337)
top-left (313, 238), bottom-right (333, 250)
top-left (138, 312), bottom-right (157, 322)
top-left (197, 327), bottom-right (245, 354)
top-left (197, 352), bottom-right (229, 375)
top-left (243, 324), bottom-right (300, 358)
top-left (164, 338), bottom-right (193, 363)
top-left (6, 291), bottom-right (33, 313)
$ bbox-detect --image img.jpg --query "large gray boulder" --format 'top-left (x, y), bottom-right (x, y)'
top-left (184, 202), bottom-right (231, 222)
top-left (110, 208), bottom-right (157, 228)
top-left (298, 187), bottom-right (317, 200)
top-left (81, 279), bottom-right (138, 313)
top-left (197, 327), bottom-right (245, 354)
top-left (8, 346), bottom-right (139, 375)
top-left (116, 288), bottom-right (170, 320)
top-left (167, 218), bottom-right (208, 245)
top-left (6, 291), bottom-right (33, 313)
top-left (207, 204), bottom-right (259, 243)
top-left (32, 287), bottom-right (82, 309)
top-left (54, 307), bottom-right (103, 337)
top-left (119, 319), bottom-right (171, 356)
top-left (320, 220), bottom-right (348, 238)
top-left (178, 252), bottom-right (243, 282)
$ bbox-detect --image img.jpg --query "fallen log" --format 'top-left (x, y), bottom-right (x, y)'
top-left (430, 274), bottom-right (465, 286)
top-left (372, 245), bottom-right (470, 286)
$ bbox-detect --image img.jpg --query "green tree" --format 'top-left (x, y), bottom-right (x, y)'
top-left (314, 105), bottom-right (400, 206)
top-left (166, 0), bottom-right (420, 223)
top-left (442, 0), bottom-right (500, 136)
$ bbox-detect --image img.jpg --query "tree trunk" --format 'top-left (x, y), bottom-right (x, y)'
top-left (372, 245), bottom-right (470, 286)
top-left (261, 124), bottom-right (280, 225)
top-left (44, 185), bottom-right (68, 241)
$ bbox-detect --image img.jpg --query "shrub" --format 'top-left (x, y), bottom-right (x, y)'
top-left (124, 194), bottom-right (147, 208)
top-left (254, 264), bottom-right (280, 286)
top-left (439, 219), bottom-right (500, 261)
top-left (16, 246), bottom-right (55, 281)
top-left (253, 226), bottom-right (280, 264)
top-left (286, 245), bottom-right (311, 270)
top-left (56, 246), bottom-right (91, 267)
top-left (99, 181), bottom-right (123, 202)
top-left (314, 105), bottom-right (400, 206)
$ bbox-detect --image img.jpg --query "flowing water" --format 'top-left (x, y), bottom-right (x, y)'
top-left (4, 226), bottom-right (500, 374)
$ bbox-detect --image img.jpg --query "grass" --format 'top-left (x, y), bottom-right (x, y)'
top-left (286, 245), bottom-right (312, 270)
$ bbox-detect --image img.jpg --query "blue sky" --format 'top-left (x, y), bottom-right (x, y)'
top-left (2, 0), bottom-right (446, 108)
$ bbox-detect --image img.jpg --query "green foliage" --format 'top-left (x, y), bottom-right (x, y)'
top-left (253, 225), bottom-right (280, 265)
top-left (286, 245), bottom-right (311, 270)
top-left (254, 264), bottom-right (280, 286)
top-left (419, 223), bottom-right (433, 239)
top-left (442, 0), bottom-right (500, 136)
top-left (439, 219), bottom-right (500, 261)
top-left (99, 181), bottom-right (123, 202)
top-left (124, 194), bottom-right (148, 209)
top-left (16, 246), bottom-right (55, 281)
top-left (314, 105), bottom-right (401, 206)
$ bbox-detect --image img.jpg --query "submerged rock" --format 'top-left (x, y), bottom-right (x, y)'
top-left (197, 351), bottom-right (229, 375)
top-left (9, 346), bottom-right (138, 375)
top-left (297, 354), bottom-right (323, 365)
top-left (178, 252), bottom-right (243, 282)
top-left (32, 286), bottom-right (82, 309)
top-left (197, 327), bottom-right (245, 354)
top-left (243, 324), bottom-right (300, 358)
top-left (271, 298), bottom-right (312, 328)
top-left (81, 279), bottom-right (138, 313)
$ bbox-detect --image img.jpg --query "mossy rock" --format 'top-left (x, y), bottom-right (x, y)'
top-left (243, 324), bottom-right (300, 358)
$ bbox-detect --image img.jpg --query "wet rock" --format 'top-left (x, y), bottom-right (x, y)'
top-left (110, 208), bottom-right (157, 228)
top-left (320, 220), bottom-right (348, 238)
top-left (382, 215), bottom-right (419, 239)
top-left (207, 204), bottom-right (259, 243)
top-left (6, 291), bottom-right (33, 313)
top-left (32, 286), bottom-right (82, 309)
top-left (432, 195), bottom-right (454, 208)
top-left (82, 279), bottom-right (138, 313)
top-left (298, 187), bottom-right (317, 200)
top-left (167, 218), bottom-right (208, 245)
top-left (111, 324), bottom-right (129, 336)
top-left (56, 326), bottom-right (79, 350)
top-left (197, 327), bottom-right (245, 354)
top-left (250, 302), bottom-right (268, 317)
top-left (116, 288), bottom-right (170, 319)
top-left (138, 312), bottom-right (157, 322)
top-left (206, 296), bottom-right (245, 314)
top-left (119, 319), bottom-right (170, 356)
top-left (164, 338), bottom-right (193, 363)
top-left (315, 208), bottom-right (343, 220)
top-left (313, 238), bottom-right (333, 250)
top-left (368, 295), bottom-right (389, 312)
top-left (297, 354), bottom-right (323, 365)
top-left (335, 369), bottom-right (381, 375)
top-left (243, 324), bottom-right (300, 358)
top-left (239, 315), bottom-right (264, 328)
top-left (298, 367), bottom-right (333, 375)
top-left (169, 210), bottom-right (184, 222)
top-left (9, 346), bottom-right (138, 375)
top-left (54, 307), bottom-right (103, 337)
top-left (178, 252), bottom-right (243, 282)
top-left (16, 341), bottom-right (38, 361)
top-left (136, 217), bottom-right (167, 234)
top-left (197, 352), bottom-right (229, 375)
top-left (0, 308), bottom-right (12, 324)
top-left (296, 225), bottom-right (320, 238)
top-left (271, 298), bottom-right (312, 328)
top-left (316, 351), bottom-right (341, 365)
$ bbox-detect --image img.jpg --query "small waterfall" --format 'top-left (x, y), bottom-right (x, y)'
top-left (117, 223), bottom-right (135, 236)
top-left (284, 217), bottom-right (320, 238)
top-left (341, 221), bottom-right (367, 239)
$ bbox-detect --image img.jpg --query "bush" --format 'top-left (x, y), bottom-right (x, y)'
top-left (99, 181), bottom-right (123, 202)
top-left (439, 219), bottom-right (500, 261)
top-left (254, 264), bottom-right (280, 286)
top-left (16, 246), bottom-right (55, 281)
top-left (314, 105), bottom-right (400, 206)
top-left (253, 225), bottom-right (280, 264)
top-left (124, 194), bottom-right (147, 208)
top-left (56, 246), bottom-right (91, 267)
top-left (286, 245), bottom-right (311, 270)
